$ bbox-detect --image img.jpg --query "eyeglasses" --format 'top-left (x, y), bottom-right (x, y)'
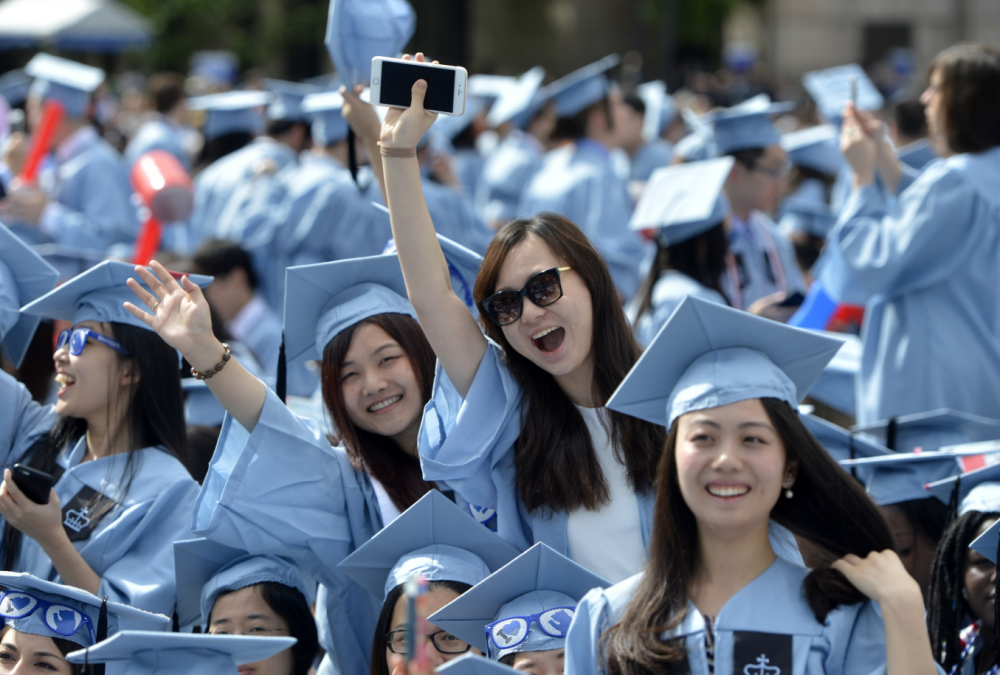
top-left (209, 626), bottom-right (289, 637)
top-left (386, 629), bottom-right (471, 655)
top-left (484, 607), bottom-right (576, 657)
top-left (751, 161), bottom-right (791, 180)
top-left (481, 267), bottom-right (572, 327)
top-left (56, 328), bottom-right (130, 357)
top-left (0, 591), bottom-right (97, 645)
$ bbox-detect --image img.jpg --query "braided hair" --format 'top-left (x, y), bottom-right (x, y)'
top-left (926, 511), bottom-right (999, 672)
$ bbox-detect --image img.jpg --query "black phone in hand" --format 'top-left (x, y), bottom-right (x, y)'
top-left (10, 464), bottom-right (55, 504)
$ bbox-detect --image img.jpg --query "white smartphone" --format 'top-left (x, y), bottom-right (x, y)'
top-left (370, 57), bottom-right (468, 116)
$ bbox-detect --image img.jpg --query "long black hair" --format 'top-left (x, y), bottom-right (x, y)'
top-left (2, 322), bottom-right (194, 570)
top-left (926, 510), bottom-right (999, 673)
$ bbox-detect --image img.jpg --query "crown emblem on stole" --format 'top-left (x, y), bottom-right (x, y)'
top-left (744, 655), bottom-right (781, 675)
top-left (63, 508), bottom-right (91, 533)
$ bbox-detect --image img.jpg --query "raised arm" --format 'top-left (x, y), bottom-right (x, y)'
top-left (378, 54), bottom-right (487, 398)
top-left (124, 261), bottom-right (267, 432)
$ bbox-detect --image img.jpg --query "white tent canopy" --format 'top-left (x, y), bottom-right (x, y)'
top-left (0, 0), bottom-right (152, 52)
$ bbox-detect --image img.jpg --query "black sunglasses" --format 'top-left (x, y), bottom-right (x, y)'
top-left (481, 266), bottom-right (572, 327)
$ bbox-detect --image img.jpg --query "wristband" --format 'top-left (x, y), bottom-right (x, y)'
top-left (378, 143), bottom-right (417, 158)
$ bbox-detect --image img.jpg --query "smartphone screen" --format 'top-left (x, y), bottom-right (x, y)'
top-left (378, 61), bottom-right (456, 113)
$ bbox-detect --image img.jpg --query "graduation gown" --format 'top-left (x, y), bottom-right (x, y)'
top-left (824, 148), bottom-right (1000, 425)
top-left (633, 270), bottom-right (727, 347)
top-left (0, 372), bottom-right (199, 621)
top-left (564, 557), bottom-right (938, 675)
top-left (518, 140), bottom-right (651, 300)
top-left (193, 387), bottom-right (383, 675)
top-left (476, 130), bottom-right (544, 225)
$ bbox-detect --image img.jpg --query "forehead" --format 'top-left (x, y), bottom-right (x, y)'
top-left (495, 235), bottom-right (564, 290)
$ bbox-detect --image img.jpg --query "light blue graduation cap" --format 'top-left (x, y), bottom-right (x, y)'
top-left (485, 67), bottom-right (546, 129)
top-left (20, 261), bottom-right (213, 333)
top-left (781, 124), bottom-right (844, 177)
top-left (709, 101), bottom-right (792, 154)
top-left (437, 653), bottom-right (518, 675)
top-left (324, 0), bottom-right (417, 89)
top-left (173, 538), bottom-right (315, 630)
top-left (188, 91), bottom-right (271, 140)
top-left (282, 252), bottom-right (414, 365)
top-left (801, 412), bottom-right (891, 484)
top-left (544, 54), bottom-right (620, 118)
top-left (337, 490), bottom-right (520, 600)
top-left (66, 631), bottom-right (297, 675)
top-left (970, 519), bottom-right (1000, 563)
top-left (24, 53), bottom-right (104, 119)
top-left (924, 458), bottom-right (1000, 516)
top-left (0, 223), bottom-right (58, 368)
top-left (263, 79), bottom-right (319, 122)
top-left (607, 296), bottom-right (843, 427)
top-left (637, 80), bottom-right (677, 143)
top-left (629, 157), bottom-right (733, 246)
top-left (301, 90), bottom-right (350, 147)
top-left (853, 409), bottom-right (1000, 454)
top-left (0, 70), bottom-right (31, 107)
top-left (802, 64), bottom-right (885, 125)
top-left (840, 450), bottom-right (969, 506)
top-left (0, 572), bottom-right (168, 649)
top-left (429, 543), bottom-right (609, 659)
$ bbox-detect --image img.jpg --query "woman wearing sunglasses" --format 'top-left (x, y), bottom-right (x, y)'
top-left (0, 261), bottom-right (202, 620)
top-left (374, 54), bottom-right (801, 585)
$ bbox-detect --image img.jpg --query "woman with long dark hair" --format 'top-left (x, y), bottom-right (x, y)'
top-left (564, 297), bottom-right (938, 675)
top-left (126, 242), bottom-right (482, 675)
top-left (0, 261), bottom-right (202, 619)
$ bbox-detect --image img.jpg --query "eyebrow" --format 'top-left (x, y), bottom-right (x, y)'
top-left (341, 343), bottom-right (399, 368)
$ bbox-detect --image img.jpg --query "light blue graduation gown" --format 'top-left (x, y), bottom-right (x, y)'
top-left (475, 130), bottom-right (544, 225)
top-left (518, 140), bottom-right (651, 300)
top-left (565, 556), bottom-right (933, 675)
top-left (722, 212), bottom-right (806, 310)
top-left (193, 387), bottom-right (383, 675)
top-left (630, 139), bottom-right (674, 182)
top-left (824, 148), bottom-right (1000, 425)
top-left (125, 117), bottom-right (191, 172)
top-left (0, 372), bottom-right (199, 621)
top-left (423, 177), bottom-right (495, 255)
top-left (183, 138), bottom-right (297, 254)
top-left (633, 271), bottom-right (727, 347)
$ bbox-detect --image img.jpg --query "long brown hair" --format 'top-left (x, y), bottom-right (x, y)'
top-left (473, 213), bottom-right (664, 513)
top-left (322, 313), bottom-right (437, 513)
top-left (931, 44), bottom-right (1000, 155)
top-left (601, 398), bottom-right (896, 675)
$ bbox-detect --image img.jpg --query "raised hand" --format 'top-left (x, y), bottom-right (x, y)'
top-left (380, 53), bottom-right (440, 151)
top-left (123, 260), bottom-right (222, 371)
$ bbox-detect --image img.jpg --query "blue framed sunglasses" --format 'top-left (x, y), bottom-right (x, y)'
top-left (56, 328), bottom-right (130, 357)
top-left (484, 606), bottom-right (575, 656)
top-left (0, 591), bottom-right (97, 645)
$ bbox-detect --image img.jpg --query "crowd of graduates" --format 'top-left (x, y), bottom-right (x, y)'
top-left (0, 1), bottom-right (999, 674)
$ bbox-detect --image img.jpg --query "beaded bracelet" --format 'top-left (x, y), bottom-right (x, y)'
top-left (191, 342), bottom-right (231, 380)
top-left (378, 142), bottom-right (417, 158)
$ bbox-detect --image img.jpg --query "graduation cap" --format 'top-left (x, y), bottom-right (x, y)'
top-left (607, 296), bottom-right (844, 427)
top-left (0, 223), bottom-right (58, 368)
top-left (709, 103), bottom-right (791, 155)
top-left (0, 69), bottom-right (31, 107)
top-left (852, 409), bottom-right (1000, 454)
top-left (802, 64), bottom-right (885, 125)
top-left (637, 80), bottom-right (677, 143)
top-left (629, 157), bottom-right (733, 246)
top-left (429, 543), bottom-right (609, 659)
top-left (188, 91), bottom-right (271, 141)
top-left (543, 54), bottom-right (620, 118)
top-left (337, 490), bottom-right (520, 600)
top-left (66, 631), bottom-right (297, 675)
top-left (324, 0), bottom-right (417, 90)
top-left (485, 67), bottom-right (546, 129)
top-left (437, 653), bottom-right (518, 675)
top-left (924, 458), bottom-right (1000, 516)
top-left (800, 412), bottom-right (891, 483)
top-left (0, 572), bottom-right (168, 648)
top-left (263, 79), bottom-right (320, 122)
top-left (24, 53), bottom-right (104, 118)
top-left (20, 261), bottom-right (213, 333)
top-left (301, 90), bottom-right (350, 147)
top-left (173, 538), bottom-right (315, 630)
top-left (781, 124), bottom-right (844, 177)
top-left (839, 450), bottom-right (974, 506)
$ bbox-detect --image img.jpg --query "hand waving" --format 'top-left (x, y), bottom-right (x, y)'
top-left (380, 53), bottom-right (440, 150)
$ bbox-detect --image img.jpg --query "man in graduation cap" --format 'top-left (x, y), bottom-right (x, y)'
top-left (0, 54), bottom-right (138, 253)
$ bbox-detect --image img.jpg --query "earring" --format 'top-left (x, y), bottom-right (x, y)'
top-left (784, 479), bottom-right (794, 499)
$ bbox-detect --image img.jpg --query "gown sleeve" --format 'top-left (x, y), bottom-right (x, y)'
top-left (0, 370), bottom-right (56, 466)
